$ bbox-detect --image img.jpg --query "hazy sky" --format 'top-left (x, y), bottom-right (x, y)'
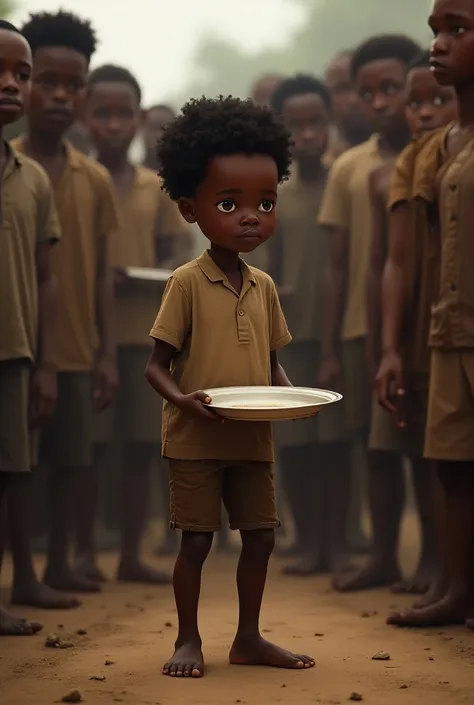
top-left (12, 0), bottom-right (303, 106)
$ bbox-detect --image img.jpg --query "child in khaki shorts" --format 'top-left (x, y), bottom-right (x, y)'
top-left (146, 96), bottom-right (315, 678)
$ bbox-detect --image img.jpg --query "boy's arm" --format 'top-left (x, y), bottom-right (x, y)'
top-left (366, 168), bottom-right (387, 383)
top-left (270, 350), bottom-right (291, 386)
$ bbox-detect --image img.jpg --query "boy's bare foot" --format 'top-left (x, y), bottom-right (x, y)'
top-left (74, 554), bottom-right (108, 583)
top-left (0, 605), bottom-right (43, 636)
top-left (229, 635), bottom-right (315, 669)
top-left (43, 567), bottom-right (101, 593)
top-left (163, 642), bottom-right (204, 677)
top-left (11, 581), bottom-right (81, 609)
top-left (386, 593), bottom-right (471, 627)
top-left (117, 560), bottom-right (172, 585)
top-left (333, 558), bottom-right (401, 592)
top-left (412, 575), bottom-right (447, 609)
top-left (390, 558), bottom-right (435, 595)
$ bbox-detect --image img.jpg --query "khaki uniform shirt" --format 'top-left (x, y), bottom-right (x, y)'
top-left (274, 173), bottom-right (327, 342)
top-left (150, 251), bottom-right (291, 461)
top-left (319, 135), bottom-right (383, 340)
top-left (13, 138), bottom-right (121, 371)
top-left (110, 167), bottom-right (189, 346)
top-left (0, 143), bottom-right (60, 363)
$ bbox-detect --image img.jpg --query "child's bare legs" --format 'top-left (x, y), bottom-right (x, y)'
top-left (326, 443), bottom-right (353, 572)
top-left (163, 531), bottom-right (213, 677)
top-left (334, 450), bottom-right (403, 591)
top-left (117, 443), bottom-right (171, 584)
top-left (230, 529), bottom-right (314, 669)
top-left (387, 461), bottom-right (474, 626)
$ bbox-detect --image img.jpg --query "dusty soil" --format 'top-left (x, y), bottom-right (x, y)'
top-left (1, 521), bottom-right (473, 705)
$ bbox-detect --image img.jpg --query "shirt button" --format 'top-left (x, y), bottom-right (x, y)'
top-left (238, 310), bottom-right (245, 316)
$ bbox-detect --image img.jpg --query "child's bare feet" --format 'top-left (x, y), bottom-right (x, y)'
top-left (117, 560), bottom-right (172, 585)
top-left (282, 555), bottom-right (328, 577)
top-left (229, 635), bottom-right (315, 669)
top-left (11, 581), bottom-right (81, 609)
top-left (74, 554), bottom-right (108, 583)
top-left (386, 592), bottom-right (471, 627)
top-left (0, 605), bottom-right (42, 636)
top-left (163, 641), bottom-right (204, 677)
top-left (412, 574), bottom-right (447, 609)
top-left (333, 557), bottom-right (401, 592)
top-left (390, 557), bottom-right (436, 595)
top-left (43, 567), bottom-right (101, 593)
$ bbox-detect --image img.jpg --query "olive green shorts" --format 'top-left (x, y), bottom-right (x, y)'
top-left (342, 338), bottom-right (371, 434)
top-left (0, 359), bottom-right (36, 473)
top-left (276, 341), bottom-right (348, 448)
top-left (40, 372), bottom-right (93, 468)
top-left (93, 346), bottom-right (162, 445)
top-left (169, 459), bottom-right (279, 532)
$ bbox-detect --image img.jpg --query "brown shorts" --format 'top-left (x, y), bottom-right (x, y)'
top-left (342, 338), bottom-right (371, 434)
top-left (93, 346), bottom-right (162, 445)
top-left (0, 359), bottom-right (35, 473)
top-left (424, 349), bottom-right (474, 461)
top-left (168, 459), bottom-right (280, 532)
top-left (40, 372), bottom-right (93, 468)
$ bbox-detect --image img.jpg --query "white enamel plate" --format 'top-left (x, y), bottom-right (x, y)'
top-left (203, 386), bottom-right (342, 421)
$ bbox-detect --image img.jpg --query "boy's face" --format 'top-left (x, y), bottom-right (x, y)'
top-left (179, 154), bottom-right (278, 255)
top-left (405, 66), bottom-right (457, 136)
top-left (29, 46), bottom-right (88, 137)
top-left (86, 82), bottom-right (141, 157)
top-left (325, 54), bottom-right (368, 138)
top-left (0, 29), bottom-right (32, 127)
top-left (282, 92), bottom-right (329, 166)
top-left (143, 106), bottom-right (174, 152)
top-left (429, 0), bottom-right (474, 87)
top-left (356, 58), bottom-right (408, 138)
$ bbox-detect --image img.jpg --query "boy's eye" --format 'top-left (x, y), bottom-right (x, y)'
top-left (217, 200), bottom-right (236, 213)
top-left (17, 70), bottom-right (30, 82)
top-left (408, 100), bottom-right (421, 111)
top-left (451, 25), bottom-right (466, 36)
top-left (258, 200), bottom-right (274, 213)
top-left (433, 95), bottom-right (446, 107)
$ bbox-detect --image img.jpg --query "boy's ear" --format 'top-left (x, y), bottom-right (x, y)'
top-left (178, 198), bottom-right (197, 224)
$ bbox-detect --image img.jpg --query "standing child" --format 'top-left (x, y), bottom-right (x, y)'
top-left (0, 20), bottom-right (61, 633)
top-left (318, 35), bottom-right (422, 592)
top-left (12, 10), bottom-right (120, 596)
top-left (76, 64), bottom-right (190, 583)
top-left (145, 96), bottom-right (315, 677)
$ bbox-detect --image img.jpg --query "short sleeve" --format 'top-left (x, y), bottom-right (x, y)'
top-left (36, 173), bottom-right (61, 245)
top-left (388, 142), bottom-right (417, 211)
top-left (318, 154), bottom-right (353, 229)
top-left (156, 189), bottom-right (193, 265)
top-left (96, 171), bottom-right (121, 241)
top-left (149, 275), bottom-right (191, 350)
top-left (269, 281), bottom-right (292, 351)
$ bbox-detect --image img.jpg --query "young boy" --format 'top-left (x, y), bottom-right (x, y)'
top-left (381, 0), bottom-right (474, 628)
top-left (12, 10), bottom-right (120, 596)
top-left (363, 51), bottom-right (457, 598)
top-left (318, 34), bottom-right (422, 592)
top-left (266, 74), bottom-right (350, 575)
top-left (145, 95), bottom-right (315, 677)
top-left (0, 20), bottom-right (61, 634)
top-left (76, 63), bottom-right (190, 584)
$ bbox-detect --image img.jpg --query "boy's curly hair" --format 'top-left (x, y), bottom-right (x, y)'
top-left (157, 95), bottom-right (292, 200)
top-left (21, 10), bottom-right (97, 63)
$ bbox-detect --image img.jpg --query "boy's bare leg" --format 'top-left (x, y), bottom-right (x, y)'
top-left (74, 444), bottom-right (108, 583)
top-left (229, 529), bottom-right (315, 669)
top-left (387, 461), bottom-right (474, 627)
top-left (334, 450), bottom-right (403, 592)
top-left (326, 443), bottom-right (354, 572)
top-left (0, 474), bottom-right (42, 636)
top-left (117, 443), bottom-right (171, 584)
top-left (391, 459), bottom-right (437, 595)
top-left (44, 467), bottom-right (101, 592)
top-left (163, 531), bottom-right (213, 677)
top-left (8, 474), bottom-right (80, 608)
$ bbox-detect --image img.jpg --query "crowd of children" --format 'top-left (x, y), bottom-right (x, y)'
top-left (0, 0), bottom-right (473, 676)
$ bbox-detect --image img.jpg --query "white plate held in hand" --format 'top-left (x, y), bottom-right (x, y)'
top-left (203, 386), bottom-right (342, 421)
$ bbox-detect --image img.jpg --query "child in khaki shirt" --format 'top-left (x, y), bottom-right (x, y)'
top-left (146, 96), bottom-right (315, 678)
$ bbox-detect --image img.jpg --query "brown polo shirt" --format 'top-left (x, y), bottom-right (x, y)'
top-left (13, 138), bottom-right (121, 371)
top-left (149, 251), bottom-right (291, 461)
top-left (319, 135), bottom-right (383, 341)
top-left (0, 143), bottom-right (60, 363)
top-left (110, 166), bottom-right (189, 346)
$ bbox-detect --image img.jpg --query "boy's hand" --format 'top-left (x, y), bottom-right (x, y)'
top-left (29, 363), bottom-right (57, 429)
top-left (376, 349), bottom-right (406, 425)
top-left (93, 356), bottom-right (119, 412)
top-left (317, 354), bottom-right (340, 389)
top-left (176, 391), bottom-right (223, 422)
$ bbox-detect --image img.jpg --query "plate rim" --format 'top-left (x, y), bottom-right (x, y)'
top-left (202, 385), bottom-right (343, 411)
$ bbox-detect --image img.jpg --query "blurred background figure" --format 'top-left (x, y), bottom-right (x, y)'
top-left (142, 104), bottom-right (175, 170)
top-left (251, 73), bottom-right (284, 108)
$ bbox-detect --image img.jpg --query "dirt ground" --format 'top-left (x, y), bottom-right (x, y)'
top-left (1, 517), bottom-right (473, 705)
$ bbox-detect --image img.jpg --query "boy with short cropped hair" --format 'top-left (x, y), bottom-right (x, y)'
top-left (146, 95), bottom-right (315, 677)
top-left (77, 63), bottom-right (190, 584)
top-left (13, 10), bottom-right (120, 596)
top-left (0, 20), bottom-right (61, 634)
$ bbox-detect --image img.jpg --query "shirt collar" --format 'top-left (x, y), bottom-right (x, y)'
top-left (197, 249), bottom-right (257, 285)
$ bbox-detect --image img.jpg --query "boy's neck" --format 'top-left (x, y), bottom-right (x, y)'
top-left (297, 158), bottom-right (325, 184)
top-left (456, 83), bottom-right (474, 128)
top-left (208, 244), bottom-right (241, 275)
top-left (27, 128), bottom-right (64, 157)
top-left (97, 150), bottom-right (132, 174)
top-left (378, 127), bottom-right (411, 157)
